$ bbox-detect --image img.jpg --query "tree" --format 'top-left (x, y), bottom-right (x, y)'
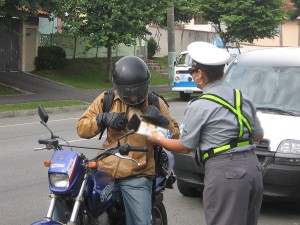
top-left (288, 0), bottom-right (300, 20)
top-left (199, 0), bottom-right (286, 46)
top-left (173, 0), bottom-right (201, 26)
top-left (147, 37), bottom-right (159, 59)
top-left (53, 0), bottom-right (171, 82)
top-left (0, 0), bottom-right (57, 27)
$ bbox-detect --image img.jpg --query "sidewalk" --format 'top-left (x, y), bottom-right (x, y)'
top-left (0, 71), bottom-right (175, 118)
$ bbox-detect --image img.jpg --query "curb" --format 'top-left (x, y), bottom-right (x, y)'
top-left (0, 105), bottom-right (89, 119)
top-left (0, 98), bottom-right (180, 119)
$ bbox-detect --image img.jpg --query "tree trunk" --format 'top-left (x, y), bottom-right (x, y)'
top-left (105, 45), bottom-right (113, 82)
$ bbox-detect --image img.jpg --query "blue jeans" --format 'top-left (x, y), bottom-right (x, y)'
top-left (115, 176), bottom-right (153, 225)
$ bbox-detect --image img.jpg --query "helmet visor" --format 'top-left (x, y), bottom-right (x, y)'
top-left (116, 80), bottom-right (149, 106)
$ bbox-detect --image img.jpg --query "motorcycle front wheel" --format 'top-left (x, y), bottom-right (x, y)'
top-left (152, 202), bottom-right (167, 225)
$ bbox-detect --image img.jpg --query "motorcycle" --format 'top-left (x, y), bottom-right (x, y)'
top-left (31, 106), bottom-right (176, 225)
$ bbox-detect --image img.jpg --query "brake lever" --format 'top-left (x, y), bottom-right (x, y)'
top-left (115, 153), bottom-right (141, 166)
top-left (34, 147), bottom-right (47, 151)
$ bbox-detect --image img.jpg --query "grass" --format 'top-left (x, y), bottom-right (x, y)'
top-left (153, 56), bottom-right (168, 69)
top-left (0, 84), bottom-right (22, 95)
top-left (33, 57), bottom-right (168, 89)
top-left (161, 92), bottom-right (180, 98)
top-left (0, 57), bottom-right (170, 112)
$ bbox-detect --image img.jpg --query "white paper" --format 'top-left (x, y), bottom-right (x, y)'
top-left (136, 121), bottom-right (168, 137)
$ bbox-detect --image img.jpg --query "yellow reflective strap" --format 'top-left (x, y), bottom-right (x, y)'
top-left (235, 90), bottom-right (244, 137)
top-left (200, 94), bottom-right (236, 112)
top-left (235, 90), bottom-right (253, 134)
top-left (202, 152), bottom-right (209, 161)
top-left (213, 144), bottom-right (231, 154)
top-left (237, 140), bottom-right (250, 147)
top-left (202, 140), bottom-right (251, 161)
top-left (200, 90), bottom-right (253, 138)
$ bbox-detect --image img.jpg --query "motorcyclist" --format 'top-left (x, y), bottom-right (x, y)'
top-left (76, 55), bottom-right (180, 225)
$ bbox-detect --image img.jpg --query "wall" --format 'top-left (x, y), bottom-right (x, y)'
top-left (149, 25), bottom-right (217, 57)
top-left (38, 24), bottom-right (217, 59)
top-left (22, 17), bottom-right (39, 72)
top-left (241, 19), bottom-right (300, 52)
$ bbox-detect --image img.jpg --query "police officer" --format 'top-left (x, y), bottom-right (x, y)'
top-left (147, 42), bottom-right (264, 225)
top-left (76, 56), bottom-right (180, 225)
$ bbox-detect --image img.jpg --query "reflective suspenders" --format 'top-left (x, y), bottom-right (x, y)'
top-left (199, 89), bottom-right (253, 162)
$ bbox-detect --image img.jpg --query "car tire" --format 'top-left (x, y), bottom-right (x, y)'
top-left (177, 180), bottom-right (202, 197)
top-left (180, 92), bottom-right (191, 101)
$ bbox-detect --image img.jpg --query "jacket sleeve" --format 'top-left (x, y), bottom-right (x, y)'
top-left (158, 98), bottom-right (180, 139)
top-left (76, 93), bottom-right (104, 139)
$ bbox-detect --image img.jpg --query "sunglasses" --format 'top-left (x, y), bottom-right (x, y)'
top-left (188, 67), bottom-right (198, 75)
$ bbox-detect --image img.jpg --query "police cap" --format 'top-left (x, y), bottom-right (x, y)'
top-left (187, 41), bottom-right (230, 71)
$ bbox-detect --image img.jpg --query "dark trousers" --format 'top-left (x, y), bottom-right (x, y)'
top-left (203, 150), bottom-right (264, 225)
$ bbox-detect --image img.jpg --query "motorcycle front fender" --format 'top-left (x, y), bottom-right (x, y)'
top-left (31, 220), bottom-right (63, 225)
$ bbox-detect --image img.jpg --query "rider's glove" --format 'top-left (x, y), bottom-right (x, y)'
top-left (96, 112), bottom-right (128, 131)
top-left (141, 105), bottom-right (170, 127)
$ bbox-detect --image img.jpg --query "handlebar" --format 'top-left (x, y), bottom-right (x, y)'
top-left (38, 138), bottom-right (49, 145)
top-left (119, 145), bottom-right (148, 155)
top-left (38, 138), bottom-right (60, 150)
top-left (128, 146), bottom-right (148, 152)
top-left (83, 144), bottom-right (148, 167)
top-left (36, 105), bottom-right (149, 166)
top-left (87, 145), bottom-right (147, 168)
top-left (93, 144), bottom-right (148, 160)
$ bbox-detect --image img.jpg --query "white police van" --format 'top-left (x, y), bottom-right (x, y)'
top-left (171, 51), bottom-right (202, 101)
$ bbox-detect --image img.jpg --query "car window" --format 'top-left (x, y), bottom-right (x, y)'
top-left (176, 53), bottom-right (192, 67)
top-left (224, 65), bottom-right (300, 115)
top-left (274, 67), bottom-right (300, 112)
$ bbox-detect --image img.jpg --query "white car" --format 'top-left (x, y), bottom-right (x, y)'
top-left (173, 47), bottom-right (300, 201)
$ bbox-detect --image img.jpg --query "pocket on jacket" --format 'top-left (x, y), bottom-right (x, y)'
top-left (225, 167), bottom-right (246, 179)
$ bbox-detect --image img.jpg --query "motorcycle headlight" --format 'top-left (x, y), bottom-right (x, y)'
top-left (275, 140), bottom-right (300, 165)
top-left (49, 173), bottom-right (70, 188)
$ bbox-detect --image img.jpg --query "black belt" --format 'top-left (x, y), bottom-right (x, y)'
top-left (202, 139), bottom-right (253, 162)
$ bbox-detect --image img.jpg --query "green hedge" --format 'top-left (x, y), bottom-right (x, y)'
top-left (35, 46), bottom-right (66, 70)
top-left (147, 37), bottom-right (158, 59)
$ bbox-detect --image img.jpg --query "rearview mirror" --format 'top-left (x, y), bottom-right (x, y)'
top-left (38, 105), bottom-right (49, 123)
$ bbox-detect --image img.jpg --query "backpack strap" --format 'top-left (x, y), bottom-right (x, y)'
top-left (99, 88), bottom-right (115, 140)
top-left (148, 91), bottom-right (169, 109)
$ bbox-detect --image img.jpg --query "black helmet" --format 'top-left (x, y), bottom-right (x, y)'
top-left (113, 56), bottom-right (150, 106)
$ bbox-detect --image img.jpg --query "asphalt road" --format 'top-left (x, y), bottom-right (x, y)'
top-left (1, 102), bottom-right (300, 225)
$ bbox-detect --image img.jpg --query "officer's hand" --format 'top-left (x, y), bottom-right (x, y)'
top-left (141, 105), bottom-right (170, 127)
top-left (96, 112), bottom-right (128, 131)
